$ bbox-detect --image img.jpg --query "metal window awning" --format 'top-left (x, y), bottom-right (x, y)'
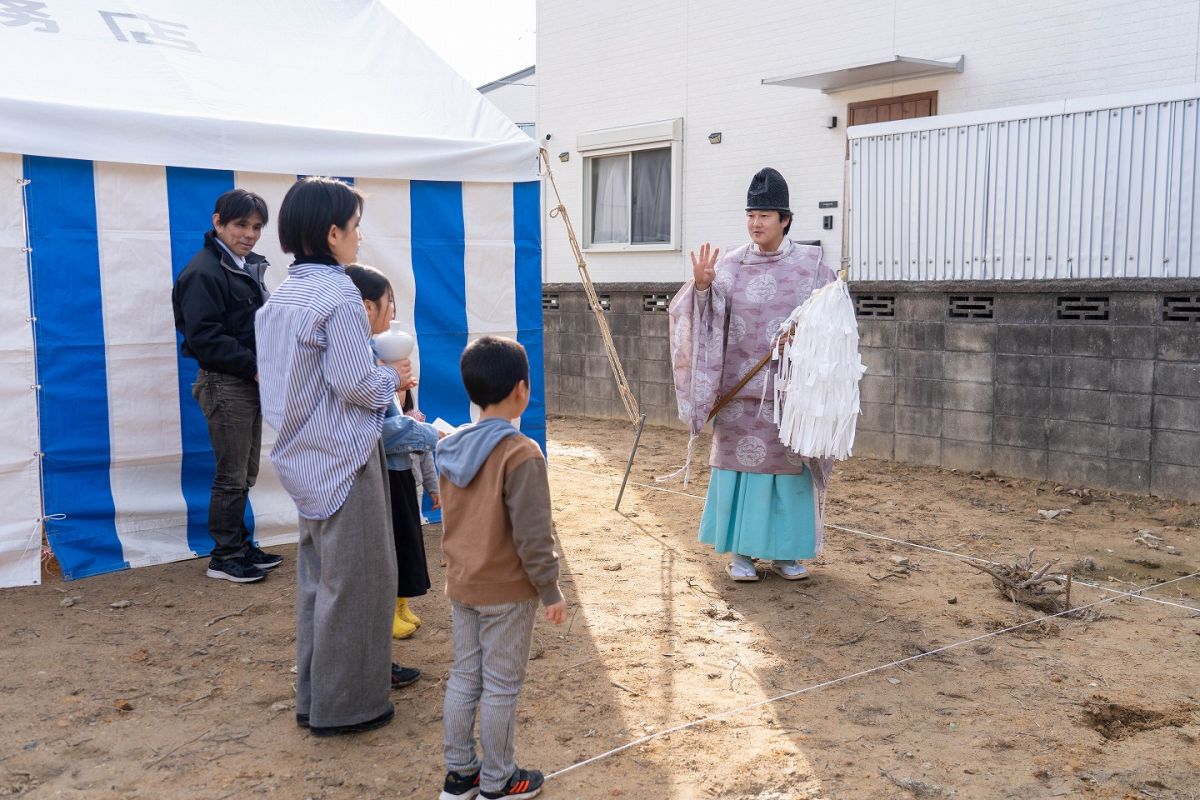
top-left (762, 55), bottom-right (964, 94)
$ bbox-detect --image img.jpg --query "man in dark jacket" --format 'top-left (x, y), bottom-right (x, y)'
top-left (172, 189), bottom-right (281, 583)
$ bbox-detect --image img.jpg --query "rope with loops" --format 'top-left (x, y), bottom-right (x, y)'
top-left (540, 148), bottom-right (640, 424)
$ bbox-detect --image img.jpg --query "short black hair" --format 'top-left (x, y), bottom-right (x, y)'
top-left (214, 189), bottom-right (268, 226)
top-left (277, 177), bottom-right (364, 259)
top-left (344, 263), bottom-right (392, 304)
top-left (460, 336), bottom-right (529, 408)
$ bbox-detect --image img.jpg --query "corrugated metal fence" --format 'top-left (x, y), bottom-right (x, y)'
top-left (848, 86), bottom-right (1200, 280)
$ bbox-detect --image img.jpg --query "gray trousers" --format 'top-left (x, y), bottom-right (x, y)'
top-left (192, 370), bottom-right (261, 560)
top-left (443, 598), bottom-right (538, 792)
top-left (296, 443), bottom-right (397, 728)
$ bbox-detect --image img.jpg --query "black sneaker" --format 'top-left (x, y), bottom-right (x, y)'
top-left (391, 663), bottom-right (421, 689)
top-left (296, 713), bottom-right (309, 728)
top-left (481, 768), bottom-right (544, 799)
top-left (439, 769), bottom-right (481, 800)
top-left (246, 545), bottom-right (283, 570)
top-left (309, 703), bottom-right (394, 737)
top-left (206, 556), bottom-right (266, 583)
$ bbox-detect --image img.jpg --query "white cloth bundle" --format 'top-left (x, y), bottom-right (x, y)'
top-left (771, 277), bottom-right (867, 459)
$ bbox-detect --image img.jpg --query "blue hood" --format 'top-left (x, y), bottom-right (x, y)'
top-left (436, 417), bottom-right (521, 488)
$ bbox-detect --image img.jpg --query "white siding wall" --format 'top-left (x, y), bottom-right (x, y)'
top-left (481, 71), bottom-right (537, 128)
top-left (539, 0), bottom-right (1200, 283)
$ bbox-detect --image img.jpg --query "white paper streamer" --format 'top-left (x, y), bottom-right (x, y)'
top-left (772, 278), bottom-right (867, 459)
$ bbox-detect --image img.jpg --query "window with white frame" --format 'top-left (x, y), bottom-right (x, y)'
top-left (579, 119), bottom-right (681, 250)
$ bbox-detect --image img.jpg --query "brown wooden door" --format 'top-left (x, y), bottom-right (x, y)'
top-left (848, 90), bottom-right (938, 126)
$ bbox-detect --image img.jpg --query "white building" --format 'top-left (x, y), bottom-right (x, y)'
top-left (538, 0), bottom-right (1200, 501)
top-left (538, 0), bottom-right (1200, 283)
top-left (479, 65), bottom-right (537, 139)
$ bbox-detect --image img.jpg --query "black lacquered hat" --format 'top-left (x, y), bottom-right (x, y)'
top-left (745, 167), bottom-right (790, 214)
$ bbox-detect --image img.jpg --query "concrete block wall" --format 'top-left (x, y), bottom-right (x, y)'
top-left (543, 279), bottom-right (1200, 503)
top-left (542, 283), bottom-right (687, 430)
top-left (853, 280), bottom-right (1200, 502)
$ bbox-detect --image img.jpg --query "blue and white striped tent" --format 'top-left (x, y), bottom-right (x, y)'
top-left (0, 1), bottom-right (542, 587)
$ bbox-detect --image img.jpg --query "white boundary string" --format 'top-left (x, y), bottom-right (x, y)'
top-left (550, 460), bottom-right (1200, 614)
top-left (543, 568), bottom-right (1199, 781)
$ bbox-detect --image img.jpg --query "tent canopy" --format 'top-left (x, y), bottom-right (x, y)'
top-left (0, 0), bottom-right (538, 181)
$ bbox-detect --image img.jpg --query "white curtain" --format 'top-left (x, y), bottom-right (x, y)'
top-left (631, 148), bottom-right (671, 244)
top-left (591, 155), bottom-right (628, 243)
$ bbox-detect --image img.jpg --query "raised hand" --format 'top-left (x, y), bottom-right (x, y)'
top-left (690, 242), bottom-right (720, 290)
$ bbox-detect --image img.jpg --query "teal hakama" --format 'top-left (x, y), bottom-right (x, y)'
top-left (698, 468), bottom-right (821, 560)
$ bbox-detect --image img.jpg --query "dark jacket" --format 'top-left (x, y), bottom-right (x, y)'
top-left (172, 231), bottom-right (269, 380)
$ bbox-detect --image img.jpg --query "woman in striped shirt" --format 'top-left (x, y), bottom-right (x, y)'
top-left (255, 177), bottom-right (415, 737)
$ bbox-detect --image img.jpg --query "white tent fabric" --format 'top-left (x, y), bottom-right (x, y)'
top-left (0, 1), bottom-right (544, 587)
top-left (0, 0), bottom-right (538, 182)
top-left (0, 155), bottom-right (41, 587)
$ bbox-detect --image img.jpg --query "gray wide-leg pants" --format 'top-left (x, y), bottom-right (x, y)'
top-left (295, 443), bottom-right (397, 728)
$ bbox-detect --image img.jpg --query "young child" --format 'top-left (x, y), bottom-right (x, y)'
top-left (436, 336), bottom-right (566, 800)
top-left (402, 404), bottom-right (440, 523)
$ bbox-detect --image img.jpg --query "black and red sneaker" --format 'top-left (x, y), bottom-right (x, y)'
top-left (439, 768), bottom-right (481, 800)
top-left (481, 768), bottom-right (544, 799)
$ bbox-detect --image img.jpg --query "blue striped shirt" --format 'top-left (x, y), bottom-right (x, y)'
top-left (255, 261), bottom-right (398, 519)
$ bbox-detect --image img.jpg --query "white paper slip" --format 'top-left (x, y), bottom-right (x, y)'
top-left (432, 417), bottom-right (459, 435)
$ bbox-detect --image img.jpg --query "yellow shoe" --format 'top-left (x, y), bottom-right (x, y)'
top-left (392, 608), bottom-right (416, 640)
top-left (396, 597), bottom-right (421, 628)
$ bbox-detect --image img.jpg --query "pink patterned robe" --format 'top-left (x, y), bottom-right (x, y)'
top-left (669, 239), bottom-right (836, 489)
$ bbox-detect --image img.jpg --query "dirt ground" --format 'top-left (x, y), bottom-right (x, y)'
top-left (2, 415), bottom-right (1198, 800)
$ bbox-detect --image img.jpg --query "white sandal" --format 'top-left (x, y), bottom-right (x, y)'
top-left (726, 559), bottom-right (759, 582)
top-left (770, 561), bottom-right (809, 581)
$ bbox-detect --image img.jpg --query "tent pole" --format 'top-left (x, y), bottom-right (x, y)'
top-left (614, 413), bottom-right (647, 512)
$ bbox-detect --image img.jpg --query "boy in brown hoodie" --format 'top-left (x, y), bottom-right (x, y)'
top-left (436, 336), bottom-right (565, 800)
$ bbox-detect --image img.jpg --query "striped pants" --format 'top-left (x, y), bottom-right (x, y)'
top-left (443, 598), bottom-right (538, 792)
